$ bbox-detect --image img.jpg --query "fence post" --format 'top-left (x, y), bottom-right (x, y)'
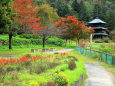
top-left (112, 55), bottom-right (115, 65)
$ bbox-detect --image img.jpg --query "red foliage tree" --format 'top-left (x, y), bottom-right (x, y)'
top-left (13, 0), bottom-right (46, 31)
top-left (55, 16), bottom-right (94, 44)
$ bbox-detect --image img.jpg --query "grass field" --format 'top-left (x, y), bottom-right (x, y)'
top-left (86, 43), bottom-right (115, 55)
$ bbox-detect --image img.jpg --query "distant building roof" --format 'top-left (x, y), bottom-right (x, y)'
top-left (93, 27), bottom-right (108, 30)
top-left (88, 17), bottom-right (106, 24)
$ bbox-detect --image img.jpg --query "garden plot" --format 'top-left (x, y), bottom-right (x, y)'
top-left (0, 52), bottom-right (86, 86)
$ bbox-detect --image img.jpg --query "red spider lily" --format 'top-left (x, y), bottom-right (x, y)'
top-left (46, 55), bottom-right (51, 58)
top-left (43, 55), bottom-right (51, 59)
top-left (0, 55), bottom-right (53, 66)
top-left (9, 58), bottom-right (17, 64)
top-left (36, 56), bottom-right (42, 58)
top-left (30, 57), bottom-right (37, 61)
top-left (0, 58), bottom-right (10, 66)
top-left (18, 56), bottom-right (28, 63)
top-left (60, 52), bottom-right (68, 56)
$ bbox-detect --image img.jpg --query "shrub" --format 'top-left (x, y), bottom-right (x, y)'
top-left (95, 40), bottom-right (103, 43)
top-left (52, 73), bottom-right (68, 86)
top-left (103, 37), bottom-right (110, 43)
top-left (68, 60), bottom-right (76, 70)
top-left (19, 34), bottom-right (38, 39)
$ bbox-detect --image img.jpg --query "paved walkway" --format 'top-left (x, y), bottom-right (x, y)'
top-left (85, 63), bottom-right (114, 86)
top-left (45, 49), bottom-right (74, 53)
top-left (0, 55), bottom-right (18, 58)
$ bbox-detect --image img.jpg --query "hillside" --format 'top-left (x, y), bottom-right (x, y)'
top-left (34, 0), bottom-right (115, 31)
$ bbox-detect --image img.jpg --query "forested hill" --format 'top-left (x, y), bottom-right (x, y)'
top-left (35, 0), bottom-right (115, 31)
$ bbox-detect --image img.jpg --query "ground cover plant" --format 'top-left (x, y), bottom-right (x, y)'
top-left (0, 35), bottom-right (65, 48)
top-left (0, 52), bottom-right (86, 86)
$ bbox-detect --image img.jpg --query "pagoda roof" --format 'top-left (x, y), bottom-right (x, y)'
top-left (88, 18), bottom-right (106, 24)
top-left (93, 27), bottom-right (108, 30)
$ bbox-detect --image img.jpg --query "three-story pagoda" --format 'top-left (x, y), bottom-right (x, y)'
top-left (88, 17), bottom-right (109, 39)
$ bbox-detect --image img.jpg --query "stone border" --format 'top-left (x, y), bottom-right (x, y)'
top-left (71, 75), bottom-right (85, 86)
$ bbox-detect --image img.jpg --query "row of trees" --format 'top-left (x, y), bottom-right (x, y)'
top-left (0, 0), bottom-right (94, 49)
top-left (0, 0), bottom-right (45, 49)
top-left (35, 0), bottom-right (115, 31)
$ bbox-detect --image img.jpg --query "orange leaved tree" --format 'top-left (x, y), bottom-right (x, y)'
top-left (55, 16), bottom-right (94, 44)
top-left (7, 0), bottom-right (46, 49)
top-left (13, 0), bottom-right (46, 31)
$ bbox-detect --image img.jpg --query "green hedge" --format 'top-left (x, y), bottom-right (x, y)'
top-left (0, 34), bottom-right (65, 46)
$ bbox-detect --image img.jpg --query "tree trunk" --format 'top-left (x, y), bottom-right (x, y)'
top-left (9, 33), bottom-right (13, 49)
top-left (42, 36), bottom-right (46, 48)
top-left (77, 38), bottom-right (80, 45)
top-left (65, 39), bottom-right (68, 47)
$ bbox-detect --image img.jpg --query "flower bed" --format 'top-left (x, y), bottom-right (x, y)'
top-left (0, 52), bottom-right (86, 86)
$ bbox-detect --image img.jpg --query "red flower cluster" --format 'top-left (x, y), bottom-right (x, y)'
top-left (0, 55), bottom-right (51, 66)
top-left (60, 52), bottom-right (68, 56)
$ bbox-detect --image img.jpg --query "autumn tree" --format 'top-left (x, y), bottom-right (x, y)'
top-left (13, 0), bottom-right (45, 31)
top-left (55, 16), bottom-right (94, 44)
top-left (37, 4), bottom-right (59, 48)
top-left (3, 0), bottom-right (45, 49)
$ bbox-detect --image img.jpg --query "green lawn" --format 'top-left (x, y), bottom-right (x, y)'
top-left (86, 43), bottom-right (115, 54)
top-left (0, 45), bottom-right (63, 56)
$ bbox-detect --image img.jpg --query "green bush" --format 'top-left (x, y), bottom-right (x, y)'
top-left (103, 38), bottom-right (111, 43)
top-left (0, 35), bottom-right (65, 47)
top-left (95, 40), bottom-right (103, 43)
top-left (52, 73), bottom-right (68, 86)
top-left (68, 60), bottom-right (76, 70)
top-left (19, 34), bottom-right (38, 39)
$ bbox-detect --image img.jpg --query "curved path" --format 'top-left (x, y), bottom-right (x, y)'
top-left (0, 55), bottom-right (18, 58)
top-left (45, 49), bottom-right (74, 53)
top-left (46, 49), bottom-right (114, 86)
top-left (85, 63), bottom-right (114, 86)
